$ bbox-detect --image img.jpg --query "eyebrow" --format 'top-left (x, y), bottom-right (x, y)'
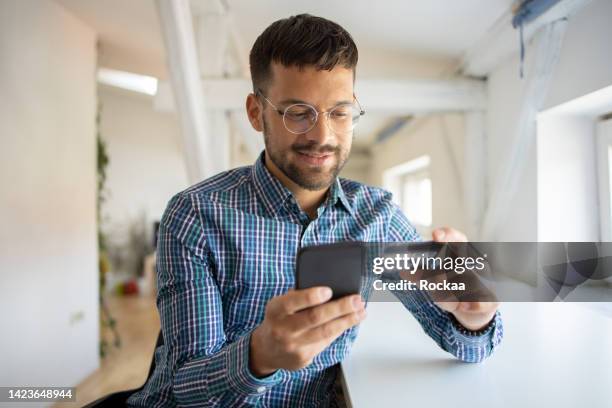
top-left (278, 98), bottom-right (354, 108)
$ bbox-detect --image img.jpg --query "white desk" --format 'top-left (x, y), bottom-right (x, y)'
top-left (341, 302), bottom-right (612, 408)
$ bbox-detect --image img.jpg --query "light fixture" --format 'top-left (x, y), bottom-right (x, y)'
top-left (97, 68), bottom-right (158, 96)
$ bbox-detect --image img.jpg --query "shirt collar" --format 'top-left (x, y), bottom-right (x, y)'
top-left (251, 151), bottom-right (356, 219)
top-left (251, 152), bottom-right (294, 218)
top-left (325, 177), bottom-right (356, 218)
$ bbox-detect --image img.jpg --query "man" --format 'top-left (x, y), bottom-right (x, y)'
top-left (129, 14), bottom-right (502, 408)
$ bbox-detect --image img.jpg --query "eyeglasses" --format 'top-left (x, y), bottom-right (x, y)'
top-left (256, 89), bottom-right (366, 135)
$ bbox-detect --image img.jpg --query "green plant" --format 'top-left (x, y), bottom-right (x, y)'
top-left (97, 104), bottom-right (109, 253)
top-left (96, 103), bottom-right (120, 357)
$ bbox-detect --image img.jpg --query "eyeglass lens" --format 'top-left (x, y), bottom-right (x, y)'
top-left (282, 103), bottom-right (362, 134)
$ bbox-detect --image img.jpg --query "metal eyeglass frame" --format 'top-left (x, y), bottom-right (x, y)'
top-left (255, 89), bottom-right (366, 135)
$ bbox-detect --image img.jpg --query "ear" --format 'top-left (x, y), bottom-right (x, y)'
top-left (246, 93), bottom-right (264, 132)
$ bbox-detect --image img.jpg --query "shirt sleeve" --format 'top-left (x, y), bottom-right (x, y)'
top-left (156, 193), bottom-right (286, 406)
top-left (385, 202), bottom-right (504, 363)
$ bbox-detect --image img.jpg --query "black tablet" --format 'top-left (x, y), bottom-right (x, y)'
top-left (295, 242), bottom-right (365, 300)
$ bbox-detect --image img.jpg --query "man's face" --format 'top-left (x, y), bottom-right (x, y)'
top-left (258, 63), bottom-right (354, 191)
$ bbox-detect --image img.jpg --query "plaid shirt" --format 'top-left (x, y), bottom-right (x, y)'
top-left (128, 152), bottom-right (503, 407)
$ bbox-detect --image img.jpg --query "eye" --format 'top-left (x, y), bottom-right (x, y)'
top-left (286, 112), bottom-right (309, 120)
top-left (331, 106), bottom-right (352, 119)
top-left (285, 106), bottom-right (314, 121)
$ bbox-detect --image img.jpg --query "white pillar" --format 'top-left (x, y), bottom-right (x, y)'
top-left (195, 11), bottom-right (232, 172)
top-left (156, 0), bottom-right (213, 183)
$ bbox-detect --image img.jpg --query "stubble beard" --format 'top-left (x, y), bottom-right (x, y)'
top-left (262, 117), bottom-right (350, 191)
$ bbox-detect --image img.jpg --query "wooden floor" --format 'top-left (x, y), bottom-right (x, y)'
top-left (54, 295), bottom-right (160, 407)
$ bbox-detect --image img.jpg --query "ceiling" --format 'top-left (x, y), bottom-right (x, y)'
top-left (55, 0), bottom-right (514, 79)
top-left (227, 0), bottom-right (514, 58)
top-left (54, 0), bottom-right (167, 78)
top-left (54, 0), bottom-right (514, 146)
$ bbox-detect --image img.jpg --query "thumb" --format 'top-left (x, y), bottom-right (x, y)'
top-left (432, 228), bottom-right (446, 241)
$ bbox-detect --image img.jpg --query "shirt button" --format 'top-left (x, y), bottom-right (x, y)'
top-left (256, 386), bottom-right (266, 394)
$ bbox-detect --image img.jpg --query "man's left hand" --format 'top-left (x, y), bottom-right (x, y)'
top-left (431, 227), bottom-right (499, 331)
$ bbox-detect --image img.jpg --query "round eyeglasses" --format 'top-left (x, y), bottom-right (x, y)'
top-left (256, 90), bottom-right (366, 135)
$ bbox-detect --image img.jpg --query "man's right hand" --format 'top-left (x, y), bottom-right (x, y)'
top-left (249, 287), bottom-right (366, 377)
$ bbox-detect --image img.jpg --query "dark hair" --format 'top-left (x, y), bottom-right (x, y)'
top-left (249, 14), bottom-right (358, 93)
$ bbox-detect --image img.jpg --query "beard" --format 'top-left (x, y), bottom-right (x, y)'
top-left (262, 117), bottom-right (350, 191)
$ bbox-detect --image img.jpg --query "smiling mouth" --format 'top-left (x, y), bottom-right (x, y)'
top-left (299, 151), bottom-right (331, 158)
top-left (296, 151), bottom-right (333, 165)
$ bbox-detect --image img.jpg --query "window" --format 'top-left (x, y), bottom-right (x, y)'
top-left (400, 169), bottom-right (432, 227)
top-left (597, 117), bottom-right (612, 241)
top-left (536, 85), bottom-right (612, 242)
top-left (383, 155), bottom-right (432, 236)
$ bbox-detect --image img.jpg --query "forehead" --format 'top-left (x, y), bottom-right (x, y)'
top-left (267, 62), bottom-right (354, 105)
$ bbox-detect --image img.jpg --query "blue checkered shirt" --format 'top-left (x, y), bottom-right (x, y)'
top-left (128, 152), bottom-right (503, 407)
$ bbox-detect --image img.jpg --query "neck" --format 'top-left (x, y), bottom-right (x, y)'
top-left (264, 152), bottom-right (329, 219)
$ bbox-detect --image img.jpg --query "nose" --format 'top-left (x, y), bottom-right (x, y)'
top-left (304, 112), bottom-right (334, 145)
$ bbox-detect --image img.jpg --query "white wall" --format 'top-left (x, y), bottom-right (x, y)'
top-left (99, 85), bottom-right (189, 272)
top-left (0, 0), bottom-right (98, 391)
top-left (369, 114), bottom-right (468, 236)
top-left (537, 115), bottom-right (599, 241)
top-left (357, 48), bottom-right (454, 79)
top-left (340, 150), bottom-right (371, 183)
top-left (354, 49), bottom-right (470, 237)
top-left (486, 51), bottom-right (539, 241)
top-left (542, 0), bottom-right (612, 111)
top-left (486, 0), bottom-right (612, 241)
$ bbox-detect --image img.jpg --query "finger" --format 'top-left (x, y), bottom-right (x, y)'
top-left (299, 308), bottom-right (367, 346)
top-left (432, 228), bottom-right (446, 241)
top-left (428, 285), bottom-right (461, 303)
top-left (435, 301), bottom-right (459, 313)
top-left (269, 286), bottom-right (333, 316)
top-left (432, 227), bottom-right (467, 242)
top-left (285, 294), bottom-right (364, 332)
top-left (419, 265), bottom-right (461, 303)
